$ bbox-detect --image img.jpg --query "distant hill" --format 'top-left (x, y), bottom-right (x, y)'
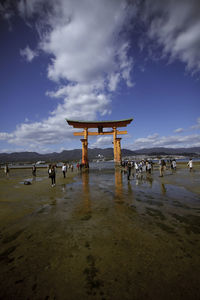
top-left (134, 147), bottom-right (200, 156)
top-left (0, 148), bottom-right (135, 163)
top-left (0, 147), bottom-right (199, 163)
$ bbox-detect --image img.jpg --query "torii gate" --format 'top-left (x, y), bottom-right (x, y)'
top-left (66, 119), bottom-right (133, 166)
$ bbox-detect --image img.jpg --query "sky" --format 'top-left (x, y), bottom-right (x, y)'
top-left (0, 0), bottom-right (200, 153)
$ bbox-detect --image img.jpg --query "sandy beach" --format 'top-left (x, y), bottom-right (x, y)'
top-left (0, 162), bottom-right (200, 299)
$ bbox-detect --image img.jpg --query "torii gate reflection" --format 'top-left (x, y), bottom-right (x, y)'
top-left (80, 169), bottom-right (133, 208)
top-left (66, 119), bottom-right (133, 166)
top-left (81, 169), bottom-right (124, 207)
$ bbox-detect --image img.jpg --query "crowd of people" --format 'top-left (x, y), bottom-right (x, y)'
top-left (122, 158), bottom-right (193, 180)
top-left (122, 160), bottom-right (154, 181)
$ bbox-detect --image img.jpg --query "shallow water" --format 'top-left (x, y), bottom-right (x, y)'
top-left (0, 164), bottom-right (200, 299)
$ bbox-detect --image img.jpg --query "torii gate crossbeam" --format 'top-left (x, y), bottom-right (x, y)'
top-left (66, 119), bottom-right (133, 166)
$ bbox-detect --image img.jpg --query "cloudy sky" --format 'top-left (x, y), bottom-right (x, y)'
top-left (0, 0), bottom-right (200, 153)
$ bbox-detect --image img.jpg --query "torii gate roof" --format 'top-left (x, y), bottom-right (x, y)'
top-left (66, 118), bottom-right (133, 128)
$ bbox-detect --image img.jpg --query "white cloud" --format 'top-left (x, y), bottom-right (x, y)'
top-left (0, 146), bottom-right (54, 154)
top-left (128, 133), bottom-right (200, 150)
top-left (0, 1), bottom-right (13, 20)
top-left (190, 117), bottom-right (200, 130)
top-left (142, 0), bottom-right (200, 73)
top-left (20, 46), bottom-right (38, 62)
top-left (91, 136), bottom-right (113, 148)
top-left (0, 132), bottom-right (13, 140)
top-left (174, 128), bottom-right (184, 133)
top-left (0, 1), bottom-right (14, 30)
top-left (37, 0), bottom-right (134, 86)
top-left (108, 73), bottom-right (120, 92)
top-left (2, 83), bottom-right (111, 148)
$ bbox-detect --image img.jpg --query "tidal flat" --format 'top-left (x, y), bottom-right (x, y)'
top-left (0, 163), bottom-right (200, 300)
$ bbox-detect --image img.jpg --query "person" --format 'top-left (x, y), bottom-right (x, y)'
top-left (127, 161), bottom-right (132, 180)
top-left (48, 164), bottom-right (51, 176)
top-left (172, 159), bottom-right (176, 171)
top-left (142, 160), bottom-right (146, 173)
top-left (170, 159), bottom-right (173, 170)
top-left (134, 162), bottom-right (139, 174)
top-left (159, 159), bottom-right (166, 177)
top-left (145, 160), bottom-right (148, 172)
top-left (70, 164), bottom-right (74, 172)
top-left (32, 164), bottom-right (36, 176)
top-left (76, 162), bottom-right (80, 171)
top-left (49, 165), bottom-right (56, 186)
top-left (147, 161), bottom-right (152, 174)
top-left (62, 163), bottom-right (66, 178)
top-left (4, 163), bottom-right (9, 176)
top-left (187, 158), bottom-right (193, 172)
top-left (138, 161), bottom-right (142, 173)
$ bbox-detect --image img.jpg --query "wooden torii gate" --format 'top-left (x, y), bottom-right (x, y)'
top-left (66, 119), bottom-right (133, 166)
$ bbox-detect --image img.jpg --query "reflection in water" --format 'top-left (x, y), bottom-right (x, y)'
top-left (135, 173), bottom-right (154, 189)
top-left (115, 170), bottom-right (134, 207)
top-left (161, 183), bottom-right (166, 195)
top-left (127, 181), bottom-right (133, 196)
top-left (146, 175), bottom-right (153, 188)
top-left (81, 171), bottom-right (91, 214)
top-left (135, 173), bottom-right (144, 186)
top-left (115, 170), bottom-right (123, 200)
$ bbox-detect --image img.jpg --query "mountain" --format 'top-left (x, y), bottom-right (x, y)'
top-left (0, 147), bottom-right (199, 163)
top-left (0, 148), bottom-right (136, 163)
top-left (134, 147), bottom-right (200, 156)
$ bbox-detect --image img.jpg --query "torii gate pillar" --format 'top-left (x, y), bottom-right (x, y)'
top-left (113, 127), bottom-right (121, 164)
top-left (81, 128), bottom-right (89, 167)
top-left (116, 138), bottom-right (122, 163)
top-left (80, 139), bottom-right (88, 166)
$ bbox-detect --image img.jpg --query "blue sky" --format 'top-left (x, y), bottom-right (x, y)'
top-left (0, 0), bottom-right (200, 153)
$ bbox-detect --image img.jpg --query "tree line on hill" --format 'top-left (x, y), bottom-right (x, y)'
top-left (0, 147), bottom-right (200, 164)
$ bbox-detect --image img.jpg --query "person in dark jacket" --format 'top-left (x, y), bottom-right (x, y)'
top-left (32, 164), bottom-right (36, 176)
top-left (49, 165), bottom-right (56, 186)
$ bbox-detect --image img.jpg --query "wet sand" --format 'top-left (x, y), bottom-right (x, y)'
top-left (0, 163), bottom-right (200, 300)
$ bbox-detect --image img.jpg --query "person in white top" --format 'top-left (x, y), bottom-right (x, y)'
top-left (134, 162), bottom-right (139, 174)
top-left (172, 159), bottom-right (176, 171)
top-left (147, 161), bottom-right (152, 174)
top-left (4, 164), bottom-right (9, 176)
top-left (187, 159), bottom-right (193, 172)
top-left (62, 163), bottom-right (67, 178)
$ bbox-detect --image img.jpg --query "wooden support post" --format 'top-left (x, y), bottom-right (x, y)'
top-left (81, 138), bottom-right (89, 167)
top-left (82, 171), bottom-right (90, 212)
top-left (115, 169), bottom-right (123, 199)
top-left (113, 127), bottom-right (117, 162)
top-left (84, 128), bottom-right (88, 139)
top-left (116, 138), bottom-right (122, 164)
top-left (80, 128), bottom-right (89, 167)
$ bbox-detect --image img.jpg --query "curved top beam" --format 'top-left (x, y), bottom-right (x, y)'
top-left (66, 118), bottom-right (133, 128)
